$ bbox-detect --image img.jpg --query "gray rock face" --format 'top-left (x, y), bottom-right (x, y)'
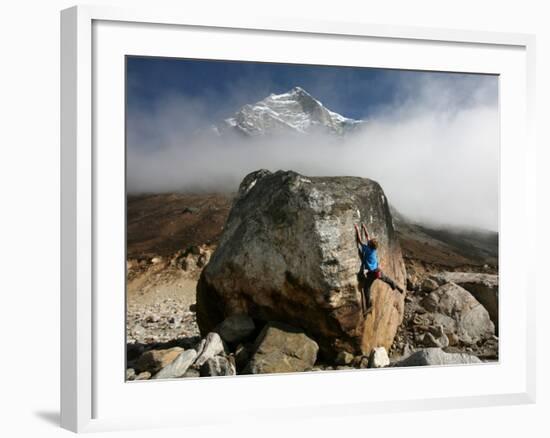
top-left (244, 322), bottom-right (319, 374)
top-left (200, 356), bottom-right (237, 377)
top-left (197, 170), bottom-right (406, 357)
top-left (394, 348), bottom-right (482, 367)
top-left (431, 272), bottom-right (498, 332)
top-left (153, 349), bottom-right (197, 379)
top-left (420, 283), bottom-right (495, 345)
top-left (216, 314), bottom-right (256, 344)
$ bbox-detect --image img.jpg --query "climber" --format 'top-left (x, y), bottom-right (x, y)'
top-left (354, 223), bottom-right (404, 316)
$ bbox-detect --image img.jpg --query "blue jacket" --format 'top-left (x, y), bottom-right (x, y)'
top-left (361, 242), bottom-right (379, 271)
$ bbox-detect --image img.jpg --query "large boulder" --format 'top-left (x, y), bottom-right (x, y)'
top-left (430, 272), bottom-right (498, 332)
top-left (420, 283), bottom-right (495, 345)
top-left (244, 322), bottom-right (319, 374)
top-left (394, 348), bottom-right (482, 367)
top-left (196, 170), bottom-right (406, 357)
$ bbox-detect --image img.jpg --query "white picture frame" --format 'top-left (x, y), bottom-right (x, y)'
top-left (60, 4), bottom-right (536, 433)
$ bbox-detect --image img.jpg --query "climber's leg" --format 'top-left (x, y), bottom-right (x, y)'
top-left (362, 272), bottom-right (376, 314)
top-left (379, 271), bottom-right (404, 293)
top-left (357, 273), bottom-right (368, 315)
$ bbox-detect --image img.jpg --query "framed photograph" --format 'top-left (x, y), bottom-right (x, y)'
top-left (61, 5), bottom-right (536, 433)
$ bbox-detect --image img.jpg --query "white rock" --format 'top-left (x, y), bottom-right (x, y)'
top-left (368, 347), bottom-right (390, 368)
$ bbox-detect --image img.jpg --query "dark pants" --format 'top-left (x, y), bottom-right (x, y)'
top-left (358, 269), bottom-right (400, 314)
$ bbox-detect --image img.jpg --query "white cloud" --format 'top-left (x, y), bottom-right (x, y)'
top-left (127, 74), bottom-right (499, 231)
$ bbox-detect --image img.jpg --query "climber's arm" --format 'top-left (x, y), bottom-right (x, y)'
top-left (354, 224), bottom-right (363, 250)
top-left (361, 223), bottom-right (370, 242)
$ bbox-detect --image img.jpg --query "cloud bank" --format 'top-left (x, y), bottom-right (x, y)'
top-left (127, 74), bottom-right (499, 231)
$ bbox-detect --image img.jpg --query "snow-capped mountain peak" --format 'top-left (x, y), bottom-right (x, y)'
top-left (219, 86), bottom-right (364, 137)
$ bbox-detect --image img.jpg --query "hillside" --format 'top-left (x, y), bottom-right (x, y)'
top-left (126, 193), bottom-right (233, 259)
top-left (390, 206), bottom-right (498, 274)
top-left (127, 193), bottom-right (498, 273)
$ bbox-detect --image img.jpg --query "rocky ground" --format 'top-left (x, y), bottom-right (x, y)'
top-left (126, 245), bottom-right (213, 346)
top-left (388, 267), bottom-right (499, 362)
top-left (126, 190), bottom-right (499, 380)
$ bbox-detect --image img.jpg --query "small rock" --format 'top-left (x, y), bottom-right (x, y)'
top-left (182, 207), bottom-right (199, 215)
top-left (368, 347), bottom-right (390, 368)
top-left (135, 371), bottom-right (152, 380)
top-left (182, 368), bottom-right (201, 378)
top-left (126, 368), bottom-right (136, 381)
top-left (447, 332), bottom-right (459, 346)
top-left (194, 332), bottom-right (225, 368)
top-left (402, 344), bottom-right (414, 358)
top-left (131, 324), bottom-right (146, 338)
top-left (335, 351), bottom-right (355, 366)
top-left (244, 322), bottom-right (319, 374)
top-left (145, 314), bottom-right (160, 323)
top-left (153, 349), bottom-right (198, 379)
top-left (352, 355), bottom-right (369, 369)
top-left (193, 338), bottom-right (206, 358)
top-left (234, 343), bottom-right (251, 371)
top-left (429, 324), bottom-right (445, 338)
top-left (216, 314), bottom-right (255, 344)
top-left (200, 356), bottom-right (236, 377)
top-left (197, 254), bottom-right (208, 268)
top-left (187, 245), bottom-right (201, 256)
top-left (421, 332), bottom-right (449, 348)
top-left (420, 294), bottom-right (439, 312)
top-left (421, 277), bottom-right (440, 293)
top-left (168, 316), bottom-right (181, 325)
top-left (394, 348), bottom-right (482, 367)
top-left (135, 347), bottom-right (184, 374)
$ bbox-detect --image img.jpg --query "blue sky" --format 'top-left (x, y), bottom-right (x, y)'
top-left (126, 56), bottom-right (497, 123)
